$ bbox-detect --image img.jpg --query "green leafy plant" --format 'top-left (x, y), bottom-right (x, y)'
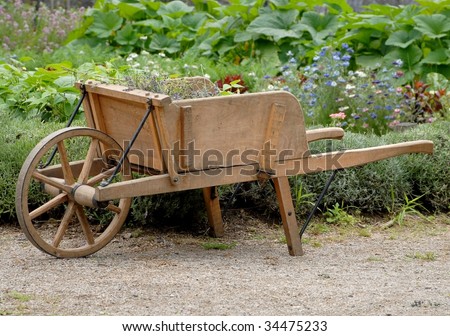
top-left (324, 202), bottom-right (357, 226)
top-left (391, 194), bottom-right (430, 226)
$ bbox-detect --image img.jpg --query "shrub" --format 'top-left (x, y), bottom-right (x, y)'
top-left (225, 122), bottom-right (449, 219)
top-left (295, 122), bottom-right (450, 215)
top-left (0, 114), bottom-right (63, 221)
top-left (0, 0), bottom-right (85, 55)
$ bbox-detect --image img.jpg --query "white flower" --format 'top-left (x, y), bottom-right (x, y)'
top-left (140, 36), bottom-right (148, 40)
top-left (354, 71), bottom-right (367, 78)
top-left (345, 84), bottom-right (356, 90)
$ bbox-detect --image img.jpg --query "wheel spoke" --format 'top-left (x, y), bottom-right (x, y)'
top-left (87, 166), bottom-right (116, 186)
top-left (52, 202), bottom-right (76, 248)
top-left (78, 139), bottom-right (99, 184)
top-left (75, 205), bottom-right (95, 245)
top-left (57, 140), bottom-right (75, 185)
top-left (106, 203), bottom-right (122, 214)
top-left (30, 193), bottom-right (68, 220)
top-left (32, 171), bottom-right (72, 194)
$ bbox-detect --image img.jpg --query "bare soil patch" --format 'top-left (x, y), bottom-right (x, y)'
top-left (0, 213), bottom-right (449, 316)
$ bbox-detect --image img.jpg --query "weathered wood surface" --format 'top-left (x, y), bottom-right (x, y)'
top-left (68, 80), bottom-right (434, 256)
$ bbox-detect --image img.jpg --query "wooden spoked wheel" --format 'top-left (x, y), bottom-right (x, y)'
top-left (16, 127), bottom-right (132, 258)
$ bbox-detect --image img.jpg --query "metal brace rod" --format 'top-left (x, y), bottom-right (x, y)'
top-left (40, 85), bottom-right (87, 169)
top-left (300, 169), bottom-right (339, 238)
top-left (100, 102), bottom-right (155, 187)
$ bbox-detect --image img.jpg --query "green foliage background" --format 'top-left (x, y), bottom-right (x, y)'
top-left (67, 0), bottom-right (450, 82)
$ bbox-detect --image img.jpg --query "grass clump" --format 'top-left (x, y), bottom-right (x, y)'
top-left (201, 241), bottom-right (237, 251)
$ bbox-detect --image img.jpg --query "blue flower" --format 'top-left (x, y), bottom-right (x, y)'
top-left (289, 57), bottom-right (297, 64)
top-left (319, 47), bottom-right (328, 56)
top-left (263, 75), bottom-right (271, 79)
top-left (342, 54), bottom-right (351, 61)
top-left (342, 43), bottom-right (349, 49)
top-left (370, 112), bottom-right (377, 119)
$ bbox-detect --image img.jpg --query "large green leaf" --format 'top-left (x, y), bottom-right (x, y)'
top-left (117, 2), bottom-right (147, 20)
top-left (421, 48), bottom-right (450, 65)
top-left (234, 31), bottom-right (257, 43)
top-left (385, 30), bottom-right (421, 48)
top-left (268, 0), bottom-right (309, 11)
top-left (355, 54), bottom-right (384, 68)
top-left (133, 19), bottom-right (164, 33)
top-left (157, 1), bottom-right (194, 18)
top-left (385, 44), bottom-right (423, 68)
top-left (247, 10), bottom-right (300, 42)
top-left (347, 15), bottom-right (393, 31)
top-left (116, 24), bottom-right (139, 46)
top-left (182, 13), bottom-right (208, 32)
top-left (414, 0), bottom-right (450, 13)
top-left (149, 34), bottom-right (181, 54)
top-left (413, 14), bottom-right (450, 39)
top-left (324, 0), bottom-right (354, 14)
top-left (426, 72), bottom-right (449, 90)
top-left (87, 10), bottom-right (123, 39)
top-left (296, 11), bottom-right (339, 43)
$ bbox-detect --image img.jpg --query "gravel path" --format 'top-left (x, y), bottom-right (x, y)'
top-left (0, 215), bottom-right (449, 316)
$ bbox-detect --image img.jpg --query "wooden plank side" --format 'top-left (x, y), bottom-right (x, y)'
top-left (165, 91), bottom-right (309, 172)
top-left (96, 95), bottom-right (164, 172)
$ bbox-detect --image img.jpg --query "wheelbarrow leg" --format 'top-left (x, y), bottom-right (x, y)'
top-left (203, 186), bottom-right (224, 237)
top-left (273, 177), bottom-right (304, 256)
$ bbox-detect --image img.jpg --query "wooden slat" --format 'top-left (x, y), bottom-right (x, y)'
top-left (259, 102), bottom-right (286, 173)
top-left (179, 106), bottom-right (193, 170)
top-left (95, 140), bottom-right (433, 201)
top-left (152, 105), bottom-right (179, 183)
top-left (306, 127), bottom-right (345, 143)
top-left (79, 81), bottom-right (172, 106)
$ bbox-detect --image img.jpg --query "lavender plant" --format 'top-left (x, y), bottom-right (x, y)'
top-left (263, 45), bottom-right (417, 135)
top-left (0, 0), bottom-right (84, 55)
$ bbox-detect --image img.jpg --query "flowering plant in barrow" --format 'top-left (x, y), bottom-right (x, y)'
top-left (263, 45), bottom-right (417, 135)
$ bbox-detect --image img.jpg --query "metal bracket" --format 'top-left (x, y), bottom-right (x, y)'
top-left (299, 169), bottom-right (339, 238)
top-left (39, 85), bottom-right (87, 169)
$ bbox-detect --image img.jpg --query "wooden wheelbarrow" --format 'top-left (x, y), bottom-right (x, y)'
top-left (16, 79), bottom-right (434, 258)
